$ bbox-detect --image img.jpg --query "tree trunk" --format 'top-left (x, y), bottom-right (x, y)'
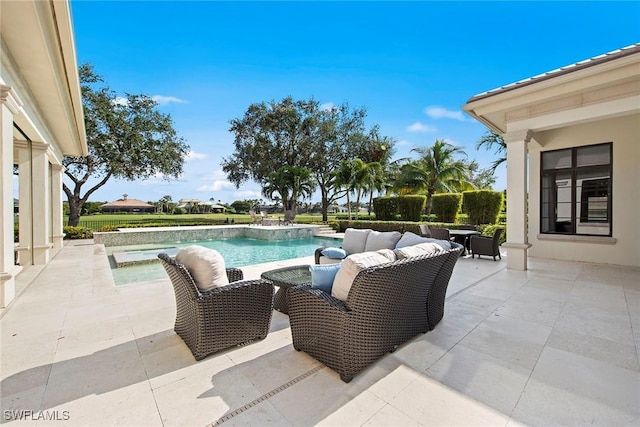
top-left (67, 196), bottom-right (81, 226)
top-left (321, 187), bottom-right (329, 223)
top-left (426, 192), bottom-right (434, 215)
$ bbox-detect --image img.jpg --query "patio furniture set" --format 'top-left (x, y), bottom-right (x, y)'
top-left (158, 227), bottom-right (474, 382)
top-left (421, 224), bottom-right (503, 260)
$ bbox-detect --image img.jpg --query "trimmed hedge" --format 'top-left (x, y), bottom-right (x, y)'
top-left (432, 193), bottom-right (462, 223)
top-left (462, 190), bottom-right (504, 225)
top-left (397, 195), bottom-right (426, 222)
top-left (372, 197), bottom-right (397, 221)
top-left (373, 195), bottom-right (426, 222)
top-left (334, 220), bottom-right (481, 234)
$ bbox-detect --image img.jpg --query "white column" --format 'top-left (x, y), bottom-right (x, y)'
top-left (502, 129), bottom-right (533, 270)
top-left (0, 85), bottom-right (23, 307)
top-left (16, 140), bottom-right (33, 265)
top-left (30, 141), bottom-right (51, 264)
top-left (50, 163), bottom-right (64, 249)
top-left (16, 140), bottom-right (52, 265)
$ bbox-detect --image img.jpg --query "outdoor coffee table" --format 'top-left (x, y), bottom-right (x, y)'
top-left (261, 265), bottom-right (311, 314)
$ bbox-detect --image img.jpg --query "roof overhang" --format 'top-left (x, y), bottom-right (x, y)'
top-left (1, 0), bottom-right (87, 156)
top-left (462, 44), bottom-right (640, 135)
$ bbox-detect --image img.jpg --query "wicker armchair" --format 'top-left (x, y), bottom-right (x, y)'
top-left (419, 224), bottom-right (432, 237)
top-left (287, 244), bottom-right (463, 382)
top-left (158, 253), bottom-right (274, 360)
top-left (429, 227), bottom-right (452, 241)
top-left (470, 229), bottom-right (503, 261)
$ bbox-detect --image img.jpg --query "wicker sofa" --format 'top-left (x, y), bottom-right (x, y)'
top-left (288, 242), bottom-right (463, 382)
top-left (158, 253), bottom-right (274, 360)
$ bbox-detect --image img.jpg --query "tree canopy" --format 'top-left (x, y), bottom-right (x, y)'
top-left (393, 139), bottom-right (472, 214)
top-left (222, 96), bottom-right (395, 221)
top-left (63, 64), bottom-right (190, 225)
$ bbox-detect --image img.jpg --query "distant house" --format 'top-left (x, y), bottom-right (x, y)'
top-left (207, 203), bottom-right (226, 213)
top-left (101, 194), bottom-right (155, 213)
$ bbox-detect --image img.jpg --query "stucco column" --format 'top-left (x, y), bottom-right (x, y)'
top-left (502, 129), bottom-right (533, 270)
top-left (16, 140), bottom-right (52, 265)
top-left (50, 163), bottom-right (64, 249)
top-left (29, 142), bottom-right (51, 264)
top-left (0, 85), bottom-right (23, 307)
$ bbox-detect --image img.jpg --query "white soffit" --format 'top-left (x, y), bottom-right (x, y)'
top-left (1, 0), bottom-right (87, 156)
top-left (462, 44), bottom-right (640, 134)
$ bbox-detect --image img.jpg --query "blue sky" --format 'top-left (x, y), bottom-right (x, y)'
top-left (68, 1), bottom-right (640, 205)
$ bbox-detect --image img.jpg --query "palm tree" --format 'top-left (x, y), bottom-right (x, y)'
top-left (362, 162), bottom-right (386, 216)
top-left (333, 158), bottom-right (366, 220)
top-left (476, 130), bottom-right (506, 171)
top-left (262, 166), bottom-right (315, 219)
top-left (158, 195), bottom-right (172, 214)
top-left (395, 139), bottom-right (471, 214)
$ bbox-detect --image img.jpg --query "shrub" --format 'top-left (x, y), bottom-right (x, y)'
top-left (462, 190), bottom-right (504, 225)
top-left (63, 226), bottom-right (93, 239)
top-left (432, 193), bottom-right (462, 223)
top-left (478, 224), bottom-right (507, 245)
top-left (372, 197), bottom-right (398, 221)
top-left (397, 195), bottom-right (426, 222)
top-left (99, 225), bottom-right (120, 232)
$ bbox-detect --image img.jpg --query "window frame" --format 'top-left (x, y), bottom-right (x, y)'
top-left (539, 142), bottom-right (612, 237)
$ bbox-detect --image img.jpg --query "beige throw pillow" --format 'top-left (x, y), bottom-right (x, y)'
top-left (364, 230), bottom-right (402, 251)
top-left (175, 245), bottom-right (229, 291)
top-left (331, 251), bottom-right (390, 301)
top-left (375, 248), bottom-right (397, 262)
top-left (394, 242), bottom-right (445, 260)
top-left (341, 228), bottom-right (372, 255)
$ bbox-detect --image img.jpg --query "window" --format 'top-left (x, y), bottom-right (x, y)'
top-left (540, 143), bottom-right (611, 236)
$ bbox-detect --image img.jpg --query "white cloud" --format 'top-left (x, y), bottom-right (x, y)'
top-left (152, 95), bottom-right (188, 106)
top-left (112, 97), bottom-right (128, 106)
top-left (197, 181), bottom-right (235, 192)
top-left (234, 189), bottom-right (262, 199)
top-left (424, 106), bottom-right (466, 121)
top-left (185, 151), bottom-right (208, 161)
top-left (407, 122), bottom-right (437, 133)
top-left (396, 139), bottom-right (411, 146)
top-left (320, 102), bottom-right (335, 111)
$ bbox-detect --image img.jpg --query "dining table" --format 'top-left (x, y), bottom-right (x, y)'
top-left (447, 229), bottom-right (481, 255)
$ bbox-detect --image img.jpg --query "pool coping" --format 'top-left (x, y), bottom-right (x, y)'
top-left (94, 224), bottom-right (328, 247)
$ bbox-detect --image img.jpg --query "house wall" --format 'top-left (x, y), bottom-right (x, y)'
top-left (528, 114), bottom-right (640, 267)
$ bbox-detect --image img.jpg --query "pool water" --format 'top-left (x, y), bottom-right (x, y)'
top-left (107, 236), bottom-right (339, 285)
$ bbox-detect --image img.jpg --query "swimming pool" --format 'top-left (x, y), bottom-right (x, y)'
top-left (107, 236), bottom-right (340, 285)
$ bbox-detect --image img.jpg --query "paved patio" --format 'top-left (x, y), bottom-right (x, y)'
top-left (1, 240), bottom-right (639, 426)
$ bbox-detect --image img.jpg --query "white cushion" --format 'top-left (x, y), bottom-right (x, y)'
top-left (364, 230), bottom-right (402, 251)
top-left (341, 228), bottom-right (372, 255)
top-left (331, 251), bottom-right (389, 301)
top-left (319, 256), bottom-right (342, 265)
top-left (375, 248), bottom-right (397, 262)
top-left (394, 242), bottom-right (445, 260)
top-left (175, 245), bottom-right (229, 291)
top-left (395, 231), bottom-right (433, 248)
top-left (420, 237), bottom-right (452, 251)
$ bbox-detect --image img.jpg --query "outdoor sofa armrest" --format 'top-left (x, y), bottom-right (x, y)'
top-left (287, 284), bottom-right (349, 313)
top-left (314, 247), bottom-right (327, 264)
top-left (226, 267), bottom-right (244, 283)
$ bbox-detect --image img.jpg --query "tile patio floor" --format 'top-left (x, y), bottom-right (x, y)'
top-left (1, 239), bottom-right (639, 426)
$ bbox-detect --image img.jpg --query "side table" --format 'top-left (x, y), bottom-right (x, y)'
top-left (261, 265), bottom-right (311, 314)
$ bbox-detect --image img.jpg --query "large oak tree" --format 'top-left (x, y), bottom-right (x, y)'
top-left (222, 96), bottom-right (395, 221)
top-left (63, 64), bottom-right (189, 225)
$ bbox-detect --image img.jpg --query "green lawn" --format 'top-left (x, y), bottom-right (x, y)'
top-left (67, 212), bottom-right (337, 230)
